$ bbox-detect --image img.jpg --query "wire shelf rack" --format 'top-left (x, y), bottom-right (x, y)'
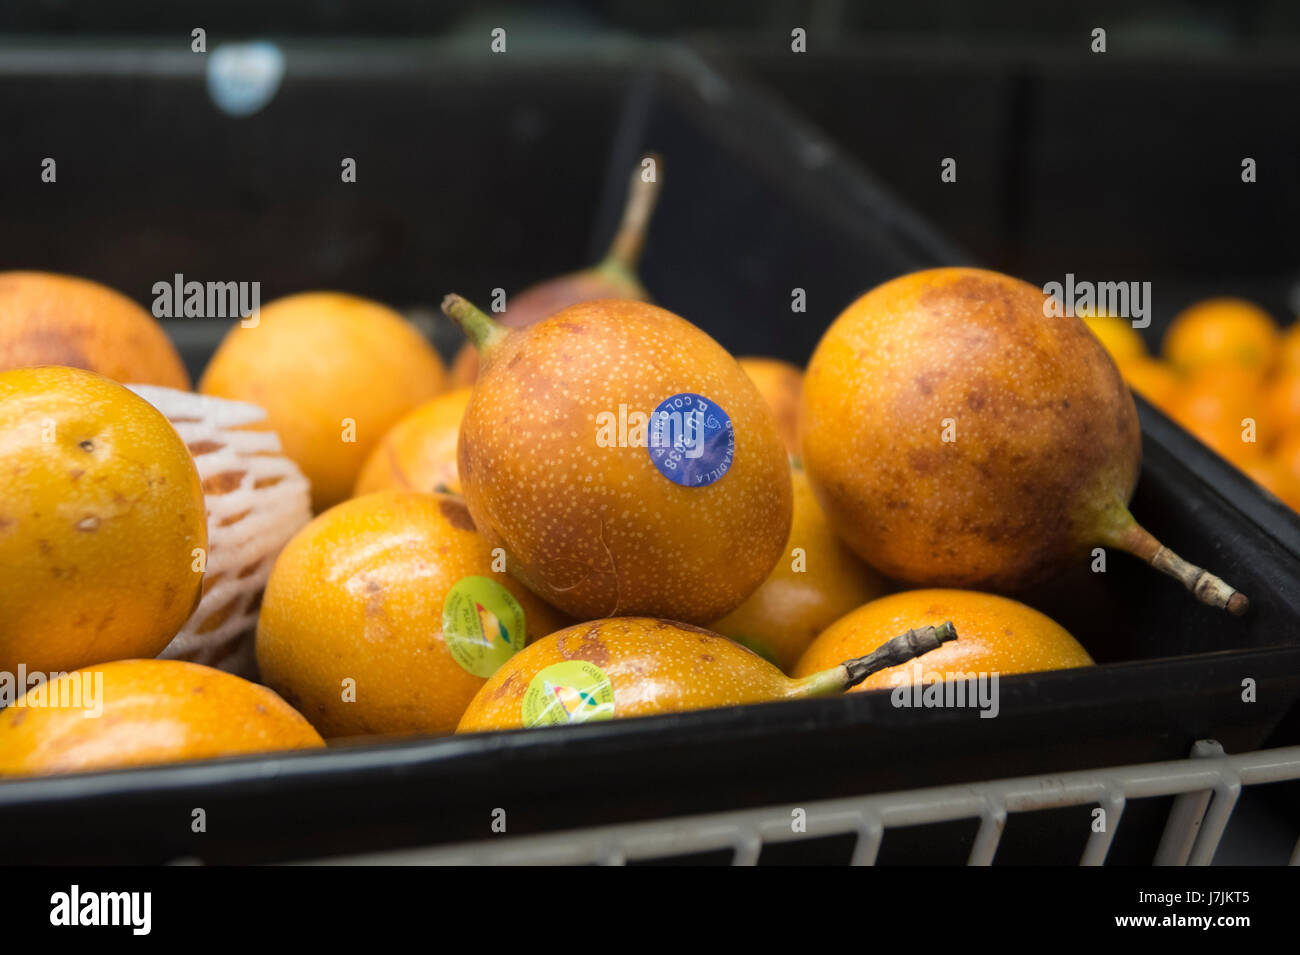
top-left (306, 740), bottom-right (1300, 866)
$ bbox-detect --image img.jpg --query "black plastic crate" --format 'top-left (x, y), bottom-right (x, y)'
top-left (720, 39), bottom-right (1300, 333)
top-left (1, 37), bottom-right (1298, 864)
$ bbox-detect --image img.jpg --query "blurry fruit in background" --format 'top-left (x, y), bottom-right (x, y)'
top-left (1275, 431), bottom-right (1300, 489)
top-left (1077, 310), bottom-right (1183, 415)
top-left (0, 367), bottom-right (207, 676)
top-left (449, 154), bottom-right (663, 388)
top-left (737, 356), bottom-right (803, 456)
top-left (0, 271), bottom-right (190, 389)
top-left (1264, 370), bottom-right (1300, 440)
top-left (353, 387), bottom-right (471, 497)
top-left (0, 659), bottom-right (323, 776)
top-left (256, 490), bottom-right (568, 738)
top-left (128, 385), bottom-right (312, 677)
top-left (1241, 458), bottom-right (1300, 512)
top-left (711, 465), bottom-right (890, 671)
top-left (444, 294), bottom-right (793, 625)
top-left (199, 292), bottom-right (446, 511)
top-left (794, 589), bottom-right (1093, 691)
top-left (1116, 356), bottom-right (1182, 415)
top-left (1162, 297), bottom-right (1279, 378)
top-left (1278, 320), bottom-right (1300, 374)
top-left (1113, 298), bottom-right (1300, 507)
top-left (1082, 312), bottom-right (1148, 364)
top-left (800, 267), bottom-right (1247, 615)
top-left (1167, 364), bottom-right (1271, 467)
top-left (456, 616), bottom-right (955, 732)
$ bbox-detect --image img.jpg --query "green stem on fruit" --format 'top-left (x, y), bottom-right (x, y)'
top-left (600, 152), bottom-right (663, 275)
top-left (441, 294), bottom-right (508, 353)
top-left (790, 622), bottom-right (958, 698)
top-left (1099, 507), bottom-right (1249, 616)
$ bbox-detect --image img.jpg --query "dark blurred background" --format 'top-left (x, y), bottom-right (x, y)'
top-left (6, 0), bottom-right (1300, 37)
top-left (4, 0), bottom-right (1299, 364)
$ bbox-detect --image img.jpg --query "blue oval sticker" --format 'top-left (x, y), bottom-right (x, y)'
top-left (647, 393), bottom-right (734, 487)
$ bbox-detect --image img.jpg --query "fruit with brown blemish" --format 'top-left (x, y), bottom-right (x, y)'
top-left (449, 155), bottom-right (663, 388)
top-left (442, 294), bottom-right (793, 624)
top-left (353, 387), bottom-right (471, 497)
top-left (0, 659), bottom-right (323, 776)
top-left (256, 489), bottom-right (569, 738)
top-left (711, 465), bottom-right (890, 670)
top-left (0, 271), bottom-right (190, 388)
top-left (738, 356), bottom-right (804, 456)
top-left (800, 267), bottom-right (1248, 614)
top-left (794, 589), bottom-right (1093, 691)
top-left (456, 615), bottom-right (956, 732)
top-left (0, 367), bottom-right (207, 675)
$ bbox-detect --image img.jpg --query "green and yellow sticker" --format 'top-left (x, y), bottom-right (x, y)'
top-left (442, 576), bottom-right (527, 678)
top-left (521, 660), bottom-right (616, 727)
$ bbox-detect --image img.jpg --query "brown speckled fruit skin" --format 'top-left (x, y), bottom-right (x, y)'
top-left (256, 490), bottom-right (569, 738)
top-left (449, 269), bottom-right (646, 387)
top-left (801, 268), bottom-right (1141, 592)
top-left (459, 300), bottom-right (793, 624)
top-left (0, 659), bottom-right (323, 776)
top-left (457, 617), bottom-right (790, 732)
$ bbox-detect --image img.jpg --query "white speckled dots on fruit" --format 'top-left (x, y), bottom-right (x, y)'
top-left (458, 300), bottom-right (793, 624)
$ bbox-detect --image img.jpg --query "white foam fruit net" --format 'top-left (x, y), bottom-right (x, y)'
top-left (128, 385), bottom-right (312, 678)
